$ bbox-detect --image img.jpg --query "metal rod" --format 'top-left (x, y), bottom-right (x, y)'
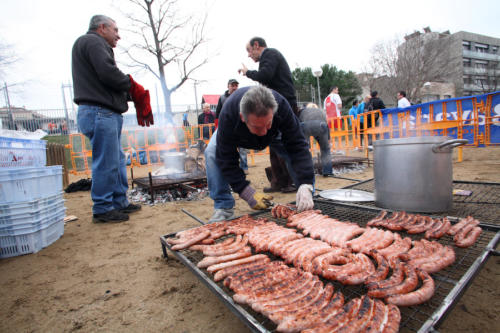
top-left (324, 174), bottom-right (364, 182)
top-left (181, 208), bottom-right (206, 225)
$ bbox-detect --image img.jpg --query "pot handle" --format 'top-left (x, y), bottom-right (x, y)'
top-left (432, 139), bottom-right (468, 153)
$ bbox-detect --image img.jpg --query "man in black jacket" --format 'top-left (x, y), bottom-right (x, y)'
top-left (204, 86), bottom-right (315, 222)
top-left (72, 15), bottom-right (152, 223)
top-left (365, 91), bottom-right (386, 145)
top-left (239, 37), bottom-right (297, 193)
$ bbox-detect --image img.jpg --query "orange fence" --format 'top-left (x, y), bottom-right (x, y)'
top-left (66, 92), bottom-right (499, 174)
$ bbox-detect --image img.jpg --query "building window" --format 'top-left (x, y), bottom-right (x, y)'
top-left (463, 76), bottom-right (472, 84)
top-left (474, 60), bottom-right (488, 69)
top-left (475, 43), bottom-right (489, 53)
top-left (463, 58), bottom-right (471, 67)
top-left (492, 46), bottom-right (499, 54)
top-left (462, 40), bottom-right (471, 51)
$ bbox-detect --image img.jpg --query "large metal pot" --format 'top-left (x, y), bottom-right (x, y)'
top-left (162, 151), bottom-right (186, 173)
top-left (373, 136), bottom-right (467, 212)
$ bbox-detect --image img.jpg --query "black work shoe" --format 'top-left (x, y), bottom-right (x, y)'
top-left (280, 185), bottom-right (297, 193)
top-left (263, 186), bottom-right (281, 193)
top-left (119, 203), bottom-right (142, 214)
top-left (93, 209), bottom-right (129, 223)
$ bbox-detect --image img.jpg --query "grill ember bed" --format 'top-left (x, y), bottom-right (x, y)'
top-left (160, 200), bottom-right (500, 333)
top-left (131, 169), bottom-right (207, 202)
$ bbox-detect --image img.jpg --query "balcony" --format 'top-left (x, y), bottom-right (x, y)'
top-left (463, 50), bottom-right (500, 61)
top-left (463, 67), bottom-right (500, 75)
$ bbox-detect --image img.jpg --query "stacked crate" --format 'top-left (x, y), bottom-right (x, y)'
top-left (0, 137), bottom-right (65, 258)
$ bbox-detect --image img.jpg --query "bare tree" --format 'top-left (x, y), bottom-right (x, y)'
top-left (0, 40), bottom-right (19, 81)
top-left (366, 31), bottom-right (460, 104)
top-left (120, 0), bottom-right (209, 121)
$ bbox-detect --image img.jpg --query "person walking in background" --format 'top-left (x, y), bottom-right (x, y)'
top-left (324, 86), bottom-right (343, 129)
top-left (365, 91), bottom-right (386, 146)
top-left (72, 15), bottom-right (152, 223)
top-left (182, 113), bottom-right (190, 127)
top-left (397, 90), bottom-right (411, 108)
top-left (198, 103), bottom-right (215, 140)
top-left (348, 100), bottom-right (359, 126)
top-left (215, 79), bottom-right (248, 174)
top-left (204, 86), bottom-right (315, 222)
top-left (299, 103), bottom-right (332, 176)
top-left (239, 36), bottom-right (297, 193)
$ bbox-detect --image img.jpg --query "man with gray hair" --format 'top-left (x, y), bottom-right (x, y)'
top-left (72, 15), bottom-right (153, 223)
top-left (204, 85), bottom-right (315, 222)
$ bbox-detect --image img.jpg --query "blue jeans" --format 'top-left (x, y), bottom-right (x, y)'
top-left (77, 105), bottom-right (129, 214)
top-left (205, 130), bottom-right (297, 210)
top-left (302, 120), bottom-right (333, 175)
top-left (239, 148), bottom-right (248, 170)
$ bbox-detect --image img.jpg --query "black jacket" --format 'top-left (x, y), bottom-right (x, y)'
top-left (215, 90), bottom-right (230, 119)
top-left (245, 48), bottom-right (297, 108)
top-left (216, 87), bottom-right (314, 194)
top-left (72, 31), bottom-right (131, 113)
top-left (369, 97), bottom-right (386, 111)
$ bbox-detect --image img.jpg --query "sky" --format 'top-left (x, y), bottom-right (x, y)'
top-left (0, 0), bottom-right (499, 112)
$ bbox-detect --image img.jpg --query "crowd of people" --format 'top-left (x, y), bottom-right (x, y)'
top-left (72, 14), bottom-right (410, 224)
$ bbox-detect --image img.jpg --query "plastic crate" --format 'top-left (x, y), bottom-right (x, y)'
top-left (0, 192), bottom-right (64, 219)
top-left (0, 166), bottom-right (62, 202)
top-left (0, 216), bottom-right (64, 258)
top-left (0, 136), bottom-right (46, 168)
top-left (0, 203), bottom-right (65, 232)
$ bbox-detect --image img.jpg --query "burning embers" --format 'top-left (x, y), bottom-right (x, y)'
top-left (128, 183), bottom-right (208, 204)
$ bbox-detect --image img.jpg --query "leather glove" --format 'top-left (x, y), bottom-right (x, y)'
top-left (240, 185), bottom-right (273, 210)
top-left (129, 75), bottom-right (154, 127)
top-left (296, 184), bottom-right (314, 212)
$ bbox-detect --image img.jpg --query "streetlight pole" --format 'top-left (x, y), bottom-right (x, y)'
top-left (313, 69), bottom-right (323, 108)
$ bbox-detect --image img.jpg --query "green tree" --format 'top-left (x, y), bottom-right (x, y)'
top-left (292, 64), bottom-right (362, 114)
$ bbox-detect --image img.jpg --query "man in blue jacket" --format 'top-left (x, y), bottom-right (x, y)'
top-left (205, 86), bottom-right (315, 222)
top-left (72, 15), bottom-right (153, 223)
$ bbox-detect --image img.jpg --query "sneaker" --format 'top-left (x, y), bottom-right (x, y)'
top-left (209, 208), bottom-right (235, 223)
top-left (93, 209), bottom-right (129, 223)
top-left (119, 203), bottom-right (141, 214)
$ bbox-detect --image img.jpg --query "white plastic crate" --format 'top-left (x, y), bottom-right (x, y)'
top-left (0, 205), bottom-right (65, 233)
top-left (0, 166), bottom-right (62, 202)
top-left (0, 216), bottom-right (64, 258)
top-left (0, 136), bottom-right (46, 168)
top-left (0, 193), bottom-right (64, 223)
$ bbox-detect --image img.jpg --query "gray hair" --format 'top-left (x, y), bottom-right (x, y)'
top-left (240, 86), bottom-right (278, 121)
top-left (88, 15), bottom-right (115, 31)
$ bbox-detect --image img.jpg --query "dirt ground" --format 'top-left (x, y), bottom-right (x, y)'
top-left (0, 147), bottom-right (499, 333)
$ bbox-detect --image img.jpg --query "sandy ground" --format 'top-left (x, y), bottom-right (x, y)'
top-left (0, 147), bottom-right (499, 333)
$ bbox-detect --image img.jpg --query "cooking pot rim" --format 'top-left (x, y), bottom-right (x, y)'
top-left (373, 135), bottom-right (452, 146)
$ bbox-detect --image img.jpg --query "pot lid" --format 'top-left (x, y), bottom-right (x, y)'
top-left (373, 136), bottom-right (452, 146)
top-left (319, 189), bottom-right (375, 202)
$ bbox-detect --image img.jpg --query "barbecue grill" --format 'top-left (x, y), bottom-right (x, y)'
top-left (339, 179), bottom-right (500, 229)
top-left (131, 168), bottom-right (207, 202)
top-left (160, 199), bottom-right (500, 333)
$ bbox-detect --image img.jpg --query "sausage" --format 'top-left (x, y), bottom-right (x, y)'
top-left (381, 304), bottom-right (401, 333)
top-left (455, 226), bottom-right (482, 248)
top-left (385, 269), bottom-right (435, 306)
top-left (206, 254), bottom-right (269, 273)
top-left (214, 257), bottom-right (271, 282)
top-left (368, 263), bottom-right (418, 298)
top-left (197, 246), bottom-right (252, 268)
top-left (170, 230), bottom-right (211, 250)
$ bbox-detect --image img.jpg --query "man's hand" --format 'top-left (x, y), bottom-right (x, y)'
top-left (240, 185), bottom-right (273, 210)
top-left (296, 184), bottom-right (314, 212)
top-left (129, 75), bottom-right (154, 127)
top-left (238, 63), bottom-right (248, 76)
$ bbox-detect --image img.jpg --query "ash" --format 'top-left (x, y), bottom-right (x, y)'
top-left (127, 186), bottom-right (208, 205)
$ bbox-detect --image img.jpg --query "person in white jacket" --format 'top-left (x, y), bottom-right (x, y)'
top-left (397, 90), bottom-right (411, 108)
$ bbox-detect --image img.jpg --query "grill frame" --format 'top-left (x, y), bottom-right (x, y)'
top-left (160, 200), bottom-right (500, 333)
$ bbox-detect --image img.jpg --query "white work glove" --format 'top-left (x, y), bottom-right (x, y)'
top-left (296, 184), bottom-right (314, 212)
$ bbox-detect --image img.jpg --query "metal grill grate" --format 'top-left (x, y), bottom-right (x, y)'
top-left (160, 200), bottom-right (499, 333)
top-left (339, 179), bottom-right (500, 228)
